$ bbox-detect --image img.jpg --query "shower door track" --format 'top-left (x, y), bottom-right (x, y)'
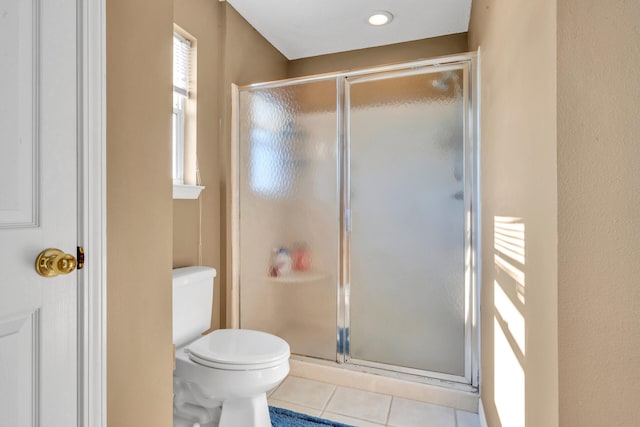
top-left (232, 52), bottom-right (480, 391)
top-left (290, 354), bottom-right (478, 394)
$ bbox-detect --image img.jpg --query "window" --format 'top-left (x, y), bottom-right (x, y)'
top-left (173, 32), bottom-right (192, 185)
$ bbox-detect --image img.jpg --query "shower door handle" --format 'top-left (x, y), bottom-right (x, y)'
top-left (345, 209), bottom-right (351, 232)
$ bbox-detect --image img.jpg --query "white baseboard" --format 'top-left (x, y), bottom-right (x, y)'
top-left (478, 397), bottom-right (489, 427)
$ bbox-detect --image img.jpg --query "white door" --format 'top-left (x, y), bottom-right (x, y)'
top-left (0, 0), bottom-right (79, 425)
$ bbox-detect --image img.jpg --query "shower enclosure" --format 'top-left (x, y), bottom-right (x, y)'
top-left (232, 53), bottom-right (478, 387)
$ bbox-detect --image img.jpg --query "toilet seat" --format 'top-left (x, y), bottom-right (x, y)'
top-left (186, 329), bottom-right (290, 371)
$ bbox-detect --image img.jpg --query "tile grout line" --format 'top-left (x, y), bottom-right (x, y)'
top-left (270, 398), bottom-right (323, 414)
top-left (272, 376), bottom-right (340, 416)
top-left (385, 396), bottom-right (394, 426)
top-left (269, 378), bottom-right (285, 398)
top-left (321, 384), bottom-right (339, 414)
top-left (322, 386), bottom-right (390, 427)
top-left (269, 375), bottom-right (290, 400)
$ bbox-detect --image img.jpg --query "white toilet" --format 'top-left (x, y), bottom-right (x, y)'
top-left (172, 266), bottom-right (290, 427)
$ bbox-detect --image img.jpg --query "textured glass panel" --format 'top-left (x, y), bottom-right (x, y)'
top-left (348, 69), bottom-right (467, 375)
top-left (238, 80), bottom-right (339, 360)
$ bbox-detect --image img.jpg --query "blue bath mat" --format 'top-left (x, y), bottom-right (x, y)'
top-left (269, 406), bottom-right (354, 427)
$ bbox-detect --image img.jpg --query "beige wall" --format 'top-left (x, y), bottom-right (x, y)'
top-left (557, 0), bottom-right (640, 425)
top-left (471, 1), bottom-right (640, 425)
top-left (222, 4), bottom-right (289, 87)
top-left (288, 33), bottom-right (468, 77)
top-left (106, 0), bottom-right (174, 425)
top-left (469, 1), bottom-right (559, 426)
top-left (172, 1), bottom-right (288, 330)
top-left (106, 1), bottom-right (286, 423)
top-left (173, 0), bottom-right (223, 330)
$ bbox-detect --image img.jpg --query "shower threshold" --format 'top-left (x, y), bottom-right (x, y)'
top-left (288, 356), bottom-right (479, 413)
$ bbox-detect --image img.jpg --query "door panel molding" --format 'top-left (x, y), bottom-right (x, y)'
top-left (0, 310), bottom-right (40, 427)
top-left (0, 0), bottom-right (40, 228)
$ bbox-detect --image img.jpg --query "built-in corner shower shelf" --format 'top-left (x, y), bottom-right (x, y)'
top-left (267, 271), bottom-right (328, 284)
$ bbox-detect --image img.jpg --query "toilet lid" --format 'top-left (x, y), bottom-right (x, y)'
top-left (186, 329), bottom-right (290, 370)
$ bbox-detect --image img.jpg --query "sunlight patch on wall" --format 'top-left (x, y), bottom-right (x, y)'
top-left (494, 280), bottom-right (525, 355)
top-left (494, 216), bottom-right (525, 265)
top-left (494, 315), bottom-right (525, 427)
top-left (494, 215), bottom-right (526, 427)
top-left (494, 216), bottom-right (525, 302)
top-left (494, 253), bottom-right (525, 303)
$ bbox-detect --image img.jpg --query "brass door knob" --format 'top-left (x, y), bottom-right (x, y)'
top-left (35, 248), bottom-right (77, 277)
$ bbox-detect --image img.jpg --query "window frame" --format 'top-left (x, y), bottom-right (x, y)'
top-left (173, 93), bottom-right (186, 185)
top-left (172, 29), bottom-right (192, 186)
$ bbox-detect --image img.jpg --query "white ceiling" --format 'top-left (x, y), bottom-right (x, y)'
top-left (225, 0), bottom-right (472, 60)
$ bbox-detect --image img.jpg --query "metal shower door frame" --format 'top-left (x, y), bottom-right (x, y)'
top-left (233, 52), bottom-right (480, 390)
top-left (339, 59), bottom-right (478, 388)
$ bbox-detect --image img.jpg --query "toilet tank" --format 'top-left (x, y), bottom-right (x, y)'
top-left (172, 266), bottom-right (217, 347)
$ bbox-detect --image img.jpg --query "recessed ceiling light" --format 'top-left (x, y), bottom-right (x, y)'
top-left (368, 11), bottom-right (393, 26)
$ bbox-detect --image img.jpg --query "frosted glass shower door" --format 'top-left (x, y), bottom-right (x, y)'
top-left (238, 79), bottom-right (339, 361)
top-left (347, 67), bottom-right (470, 377)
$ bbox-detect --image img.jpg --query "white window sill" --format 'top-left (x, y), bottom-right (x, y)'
top-left (173, 184), bottom-right (205, 200)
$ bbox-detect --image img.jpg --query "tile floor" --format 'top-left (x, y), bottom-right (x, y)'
top-left (268, 375), bottom-right (481, 427)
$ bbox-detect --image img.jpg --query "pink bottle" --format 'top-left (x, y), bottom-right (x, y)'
top-left (292, 242), bottom-right (311, 272)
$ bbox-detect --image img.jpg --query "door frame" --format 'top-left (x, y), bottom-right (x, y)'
top-left (78, 0), bottom-right (106, 425)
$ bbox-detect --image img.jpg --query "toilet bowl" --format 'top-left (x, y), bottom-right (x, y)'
top-left (172, 267), bottom-right (290, 427)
